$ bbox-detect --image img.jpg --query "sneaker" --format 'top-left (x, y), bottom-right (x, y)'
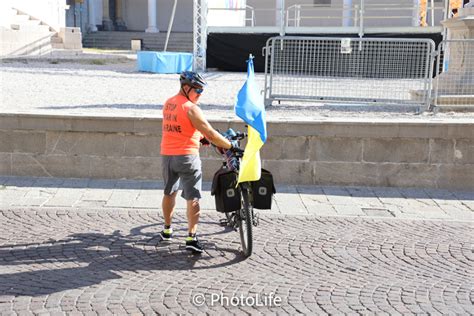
top-left (159, 228), bottom-right (173, 241)
top-left (185, 236), bottom-right (204, 253)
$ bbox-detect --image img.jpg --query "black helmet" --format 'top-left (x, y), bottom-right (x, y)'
top-left (180, 71), bottom-right (207, 89)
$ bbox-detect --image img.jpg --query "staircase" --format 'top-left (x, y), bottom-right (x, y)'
top-left (0, 8), bottom-right (62, 57)
top-left (83, 31), bottom-right (193, 52)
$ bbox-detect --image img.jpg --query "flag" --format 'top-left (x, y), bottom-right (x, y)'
top-left (235, 55), bottom-right (267, 183)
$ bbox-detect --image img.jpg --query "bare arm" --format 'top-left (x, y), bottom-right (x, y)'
top-left (187, 105), bottom-right (232, 149)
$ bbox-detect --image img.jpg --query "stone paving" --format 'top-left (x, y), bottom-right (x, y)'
top-left (0, 176), bottom-right (473, 315)
top-left (1, 176), bottom-right (473, 221)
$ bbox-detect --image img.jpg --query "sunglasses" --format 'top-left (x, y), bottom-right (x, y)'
top-left (195, 88), bottom-right (204, 94)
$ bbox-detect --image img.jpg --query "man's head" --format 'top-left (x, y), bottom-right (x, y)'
top-left (180, 71), bottom-right (207, 103)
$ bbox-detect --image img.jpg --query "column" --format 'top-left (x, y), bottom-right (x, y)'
top-left (275, 0), bottom-right (285, 36)
top-left (102, 0), bottom-right (113, 30)
top-left (88, 0), bottom-right (98, 32)
top-left (146, 0), bottom-right (159, 33)
top-left (115, 0), bottom-right (127, 30)
top-left (412, 0), bottom-right (421, 26)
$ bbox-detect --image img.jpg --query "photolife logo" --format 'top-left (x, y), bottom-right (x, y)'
top-left (192, 292), bottom-right (282, 308)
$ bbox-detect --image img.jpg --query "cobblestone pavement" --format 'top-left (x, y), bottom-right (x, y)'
top-left (0, 208), bottom-right (473, 315)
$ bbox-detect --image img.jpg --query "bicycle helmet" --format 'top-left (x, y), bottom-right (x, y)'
top-left (179, 71), bottom-right (207, 89)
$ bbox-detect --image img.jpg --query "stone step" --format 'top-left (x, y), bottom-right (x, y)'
top-left (83, 31), bottom-right (193, 52)
top-left (11, 24), bottom-right (50, 32)
top-left (82, 41), bottom-right (191, 47)
top-left (51, 36), bottom-right (62, 44)
top-left (11, 14), bottom-right (30, 22)
top-left (17, 19), bottom-right (42, 26)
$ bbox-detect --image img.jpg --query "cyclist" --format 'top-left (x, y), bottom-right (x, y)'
top-left (160, 71), bottom-right (238, 253)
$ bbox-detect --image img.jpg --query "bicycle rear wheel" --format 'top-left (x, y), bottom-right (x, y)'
top-left (239, 186), bottom-right (253, 257)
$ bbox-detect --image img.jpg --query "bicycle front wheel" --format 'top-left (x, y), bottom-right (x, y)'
top-left (239, 187), bottom-right (253, 257)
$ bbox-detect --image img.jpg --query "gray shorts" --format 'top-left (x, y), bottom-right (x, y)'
top-left (162, 155), bottom-right (202, 200)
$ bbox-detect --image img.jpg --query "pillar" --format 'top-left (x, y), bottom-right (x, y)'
top-left (88, 0), bottom-right (98, 32)
top-left (146, 0), bottom-right (159, 33)
top-left (342, 0), bottom-right (353, 27)
top-left (102, 0), bottom-right (113, 30)
top-left (115, 0), bottom-right (127, 30)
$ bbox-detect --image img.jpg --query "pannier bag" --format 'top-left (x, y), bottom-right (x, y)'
top-left (211, 167), bottom-right (241, 213)
top-left (251, 169), bottom-right (276, 210)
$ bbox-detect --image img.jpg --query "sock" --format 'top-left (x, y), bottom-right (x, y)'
top-left (186, 232), bottom-right (196, 241)
top-left (164, 224), bottom-right (171, 230)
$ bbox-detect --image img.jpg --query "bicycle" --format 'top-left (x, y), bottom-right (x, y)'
top-left (210, 128), bottom-right (259, 257)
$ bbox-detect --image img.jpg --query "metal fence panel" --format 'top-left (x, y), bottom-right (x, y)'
top-left (264, 36), bottom-right (435, 110)
top-left (434, 39), bottom-right (474, 110)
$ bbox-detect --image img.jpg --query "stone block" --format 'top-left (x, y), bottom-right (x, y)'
top-left (123, 135), bottom-right (161, 157)
top-left (363, 138), bottom-right (429, 163)
top-left (261, 136), bottom-right (308, 160)
top-left (437, 164), bottom-right (474, 190)
top-left (429, 139), bottom-right (454, 163)
top-left (397, 124), bottom-right (448, 139)
top-left (199, 145), bottom-right (218, 159)
top-left (263, 160), bottom-right (313, 184)
top-left (16, 115), bottom-right (73, 131)
top-left (447, 124), bottom-right (474, 139)
top-left (62, 33), bottom-right (82, 44)
top-left (454, 139), bottom-right (474, 164)
top-left (63, 42), bottom-right (75, 50)
top-left (310, 137), bottom-right (363, 162)
top-left (71, 118), bottom-right (134, 133)
top-left (201, 158), bottom-right (224, 181)
top-left (313, 162), bottom-right (379, 187)
top-left (377, 163), bottom-right (439, 188)
top-left (0, 153), bottom-right (12, 175)
top-left (0, 130), bottom-right (45, 154)
top-left (11, 153), bottom-right (91, 178)
top-left (133, 118), bottom-right (163, 134)
top-left (0, 116), bottom-right (20, 129)
top-left (275, 121), bottom-right (402, 138)
top-left (88, 156), bottom-right (162, 179)
top-left (45, 131), bottom-right (125, 157)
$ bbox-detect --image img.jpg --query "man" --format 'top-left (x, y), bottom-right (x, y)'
top-left (160, 71), bottom-right (238, 253)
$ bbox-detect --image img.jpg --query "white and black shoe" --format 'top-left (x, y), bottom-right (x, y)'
top-left (159, 228), bottom-right (173, 241)
top-left (185, 236), bottom-right (204, 253)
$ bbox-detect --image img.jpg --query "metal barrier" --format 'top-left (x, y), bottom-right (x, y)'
top-left (286, 1), bottom-right (445, 28)
top-left (433, 39), bottom-right (474, 110)
top-left (263, 36), bottom-right (435, 110)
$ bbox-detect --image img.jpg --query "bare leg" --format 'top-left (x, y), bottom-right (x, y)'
top-left (187, 199), bottom-right (200, 234)
top-left (162, 191), bottom-right (178, 226)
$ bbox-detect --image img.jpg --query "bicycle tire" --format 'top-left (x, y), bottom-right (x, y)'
top-left (239, 186), bottom-right (253, 257)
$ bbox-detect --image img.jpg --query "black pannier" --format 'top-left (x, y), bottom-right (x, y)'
top-left (211, 167), bottom-right (241, 213)
top-left (251, 169), bottom-right (276, 210)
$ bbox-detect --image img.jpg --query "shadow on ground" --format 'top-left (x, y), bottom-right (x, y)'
top-left (0, 222), bottom-right (244, 297)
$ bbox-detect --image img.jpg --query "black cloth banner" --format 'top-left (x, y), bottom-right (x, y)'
top-left (206, 33), bottom-right (443, 72)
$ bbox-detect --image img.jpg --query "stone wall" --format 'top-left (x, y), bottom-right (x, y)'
top-left (0, 113), bottom-right (473, 189)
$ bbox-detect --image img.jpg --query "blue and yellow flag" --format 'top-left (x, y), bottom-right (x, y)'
top-left (235, 55), bottom-right (267, 183)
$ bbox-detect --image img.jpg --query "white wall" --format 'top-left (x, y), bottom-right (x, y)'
top-left (123, 0), bottom-right (192, 32)
top-left (208, 0), bottom-right (247, 27)
top-left (0, 0), bottom-right (67, 31)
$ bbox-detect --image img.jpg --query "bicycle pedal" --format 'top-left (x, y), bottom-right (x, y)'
top-left (253, 213), bottom-right (260, 226)
top-left (219, 218), bottom-right (229, 226)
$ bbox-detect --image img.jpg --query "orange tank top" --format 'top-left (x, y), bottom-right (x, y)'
top-left (160, 94), bottom-right (202, 156)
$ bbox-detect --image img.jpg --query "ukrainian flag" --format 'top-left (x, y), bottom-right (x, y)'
top-left (235, 55), bottom-right (267, 183)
